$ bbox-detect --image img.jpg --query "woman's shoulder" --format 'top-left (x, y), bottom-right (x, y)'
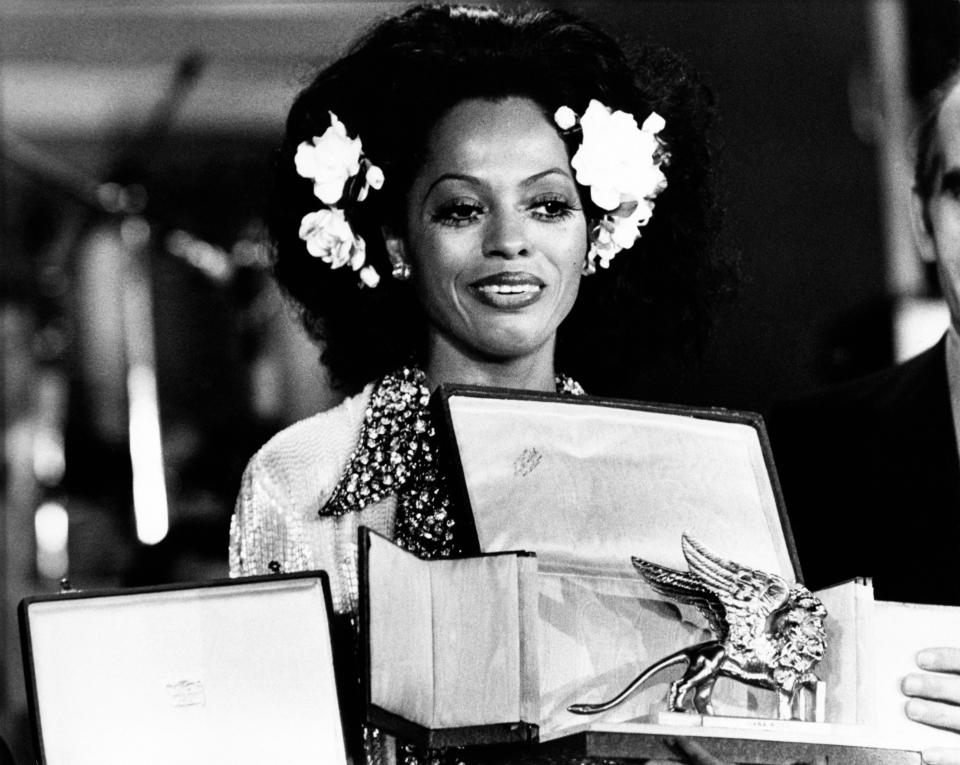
top-left (230, 382), bottom-right (377, 578)
top-left (259, 385), bottom-right (371, 460)
top-left (241, 382), bottom-right (374, 504)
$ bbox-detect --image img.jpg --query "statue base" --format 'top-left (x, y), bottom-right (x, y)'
top-left (527, 719), bottom-right (923, 765)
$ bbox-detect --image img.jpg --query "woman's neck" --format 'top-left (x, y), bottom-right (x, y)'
top-left (422, 337), bottom-right (558, 393)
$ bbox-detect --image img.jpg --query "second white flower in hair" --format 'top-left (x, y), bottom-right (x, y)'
top-left (300, 209), bottom-right (366, 271)
top-left (295, 113), bottom-right (363, 205)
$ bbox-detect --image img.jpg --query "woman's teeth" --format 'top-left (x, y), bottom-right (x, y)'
top-left (477, 284), bottom-right (542, 295)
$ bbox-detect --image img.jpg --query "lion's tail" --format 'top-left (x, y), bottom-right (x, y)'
top-left (567, 640), bottom-right (719, 715)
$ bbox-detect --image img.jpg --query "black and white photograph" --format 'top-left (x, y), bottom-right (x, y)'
top-left (2, 1), bottom-right (960, 763)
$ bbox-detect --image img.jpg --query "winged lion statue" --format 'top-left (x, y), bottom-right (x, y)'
top-left (568, 534), bottom-right (827, 721)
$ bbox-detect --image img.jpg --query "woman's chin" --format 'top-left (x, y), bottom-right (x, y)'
top-left (462, 331), bottom-right (555, 366)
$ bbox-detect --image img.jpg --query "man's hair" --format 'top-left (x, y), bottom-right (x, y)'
top-left (915, 65), bottom-right (960, 230)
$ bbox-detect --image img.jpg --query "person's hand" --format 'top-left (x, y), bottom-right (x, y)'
top-left (902, 647), bottom-right (960, 764)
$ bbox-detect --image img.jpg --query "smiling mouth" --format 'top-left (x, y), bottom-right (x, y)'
top-left (470, 273), bottom-right (545, 308)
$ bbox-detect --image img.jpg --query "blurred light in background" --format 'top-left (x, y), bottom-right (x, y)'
top-left (128, 365), bottom-right (169, 545)
top-left (165, 229), bottom-right (233, 284)
top-left (34, 501), bottom-right (69, 581)
top-left (121, 217), bottom-right (169, 545)
top-left (31, 371), bottom-right (67, 486)
top-left (31, 427), bottom-right (64, 488)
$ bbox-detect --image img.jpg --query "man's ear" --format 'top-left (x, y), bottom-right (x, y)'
top-left (910, 188), bottom-right (937, 264)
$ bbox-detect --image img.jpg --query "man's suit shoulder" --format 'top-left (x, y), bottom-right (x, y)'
top-left (773, 338), bottom-right (946, 436)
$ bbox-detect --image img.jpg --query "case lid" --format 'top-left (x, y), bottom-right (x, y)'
top-left (20, 573), bottom-right (347, 765)
top-left (436, 386), bottom-right (800, 581)
top-left (359, 528), bottom-right (539, 747)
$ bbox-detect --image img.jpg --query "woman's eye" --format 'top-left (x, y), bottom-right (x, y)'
top-left (531, 196), bottom-right (577, 220)
top-left (433, 201), bottom-right (484, 226)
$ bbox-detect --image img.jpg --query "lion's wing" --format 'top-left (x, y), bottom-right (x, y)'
top-left (631, 555), bottom-right (728, 641)
top-left (679, 534), bottom-right (792, 661)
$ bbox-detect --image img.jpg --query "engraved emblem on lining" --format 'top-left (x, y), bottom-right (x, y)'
top-left (166, 680), bottom-right (207, 708)
top-left (514, 447), bottom-right (542, 478)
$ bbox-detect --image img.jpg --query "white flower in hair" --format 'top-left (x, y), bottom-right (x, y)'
top-left (573, 100), bottom-right (667, 211)
top-left (295, 113), bottom-right (364, 205)
top-left (295, 111), bottom-right (386, 287)
top-left (555, 99), bottom-right (669, 273)
top-left (300, 208), bottom-right (367, 270)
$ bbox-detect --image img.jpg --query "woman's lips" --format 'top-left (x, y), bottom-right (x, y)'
top-left (469, 272), bottom-right (545, 308)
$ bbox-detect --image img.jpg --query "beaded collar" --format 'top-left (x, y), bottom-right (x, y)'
top-left (323, 366), bottom-right (584, 559)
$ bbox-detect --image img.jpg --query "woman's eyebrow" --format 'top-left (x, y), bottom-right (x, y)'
top-left (420, 167), bottom-right (574, 208)
top-left (520, 167), bottom-right (574, 186)
top-left (424, 173), bottom-right (479, 198)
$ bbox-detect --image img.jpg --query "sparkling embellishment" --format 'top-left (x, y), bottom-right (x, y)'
top-left (324, 366), bottom-right (584, 558)
top-left (556, 374), bottom-right (586, 397)
top-left (325, 367), bottom-right (583, 765)
top-left (324, 367), bottom-right (456, 558)
top-left (399, 741), bottom-right (467, 765)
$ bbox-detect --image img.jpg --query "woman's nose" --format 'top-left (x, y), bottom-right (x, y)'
top-left (482, 209), bottom-right (529, 258)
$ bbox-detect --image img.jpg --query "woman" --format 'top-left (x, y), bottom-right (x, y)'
top-left (230, 3), bottom-right (726, 762)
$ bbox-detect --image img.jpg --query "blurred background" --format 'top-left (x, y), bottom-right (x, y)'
top-left (0, 0), bottom-right (956, 759)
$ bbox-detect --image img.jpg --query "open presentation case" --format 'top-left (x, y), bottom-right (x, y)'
top-left (19, 572), bottom-right (349, 765)
top-left (360, 529), bottom-right (540, 749)
top-left (359, 385), bottom-right (928, 762)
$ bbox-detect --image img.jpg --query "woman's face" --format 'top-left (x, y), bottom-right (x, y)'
top-left (401, 96), bottom-right (588, 366)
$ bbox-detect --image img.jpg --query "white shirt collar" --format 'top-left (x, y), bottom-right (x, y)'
top-left (945, 324), bottom-right (960, 451)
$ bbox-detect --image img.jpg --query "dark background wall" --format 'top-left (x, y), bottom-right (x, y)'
top-left (575, 1), bottom-right (886, 414)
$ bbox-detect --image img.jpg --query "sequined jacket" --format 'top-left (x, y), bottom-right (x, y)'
top-left (230, 379), bottom-right (456, 765)
top-left (229, 382), bottom-right (395, 615)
